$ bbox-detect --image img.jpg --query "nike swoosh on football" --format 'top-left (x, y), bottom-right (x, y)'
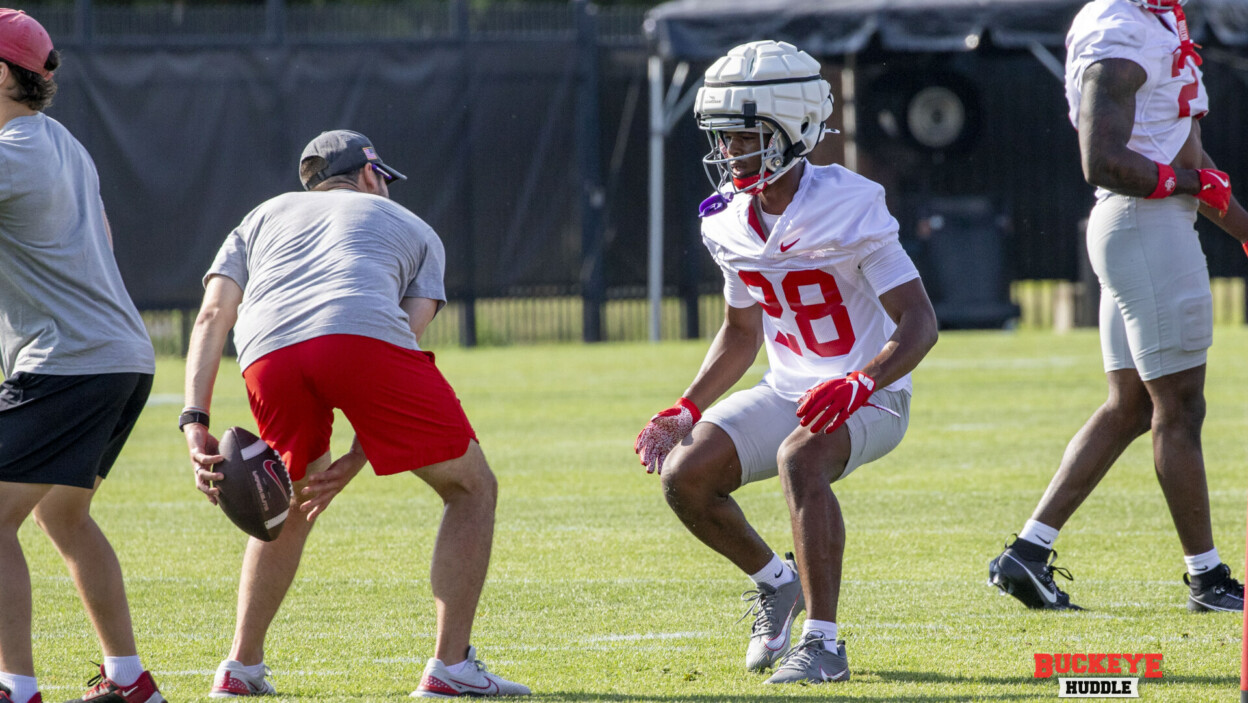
top-left (1004, 553), bottom-right (1057, 604)
top-left (779, 239), bottom-right (799, 252)
top-left (450, 677), bottom-right (499, 694)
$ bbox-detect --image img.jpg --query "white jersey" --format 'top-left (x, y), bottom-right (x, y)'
top-left (1065, 0), bottom-right (1207, 178)
top-left (701, 164), bottom-right (920, 402)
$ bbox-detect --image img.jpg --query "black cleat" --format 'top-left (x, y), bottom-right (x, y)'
top-left (988, 536), bottom-right (1083, 611)
top-left (1184, 563), bottom-right (1244, 612)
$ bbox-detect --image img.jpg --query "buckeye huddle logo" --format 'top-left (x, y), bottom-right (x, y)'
top-left (1034, 653), bottom-right (1162, 698)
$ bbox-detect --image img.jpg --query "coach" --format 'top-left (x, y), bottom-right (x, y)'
top-left (182, 130), bottom-right (527, 698)
top-left (0, 9), bottom-right (165, 703)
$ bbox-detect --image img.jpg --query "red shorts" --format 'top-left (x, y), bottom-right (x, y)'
top-left (242, 335), bottom-right (477, 481)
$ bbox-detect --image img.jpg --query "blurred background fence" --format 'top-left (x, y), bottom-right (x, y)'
top-left (21, 0), bottom-right (1248, 349)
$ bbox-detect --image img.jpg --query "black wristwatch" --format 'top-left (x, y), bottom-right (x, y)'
top-left (178, 410), bottom-right (210, 432)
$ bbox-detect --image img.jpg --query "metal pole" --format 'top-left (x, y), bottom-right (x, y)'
top-left (647, 55), bottom-right (664, 341)
top-left (75, 0), bottom-right (92, 44)
top-left (576, 0), bottom-right (604, 343)
top-left (840, 54), bottom-right (857, 173)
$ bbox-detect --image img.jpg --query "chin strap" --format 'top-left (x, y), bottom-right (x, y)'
top-left (731, 172), bottom-right (768, 194)
top-left (1172, 4), bottom-right (1203, 69)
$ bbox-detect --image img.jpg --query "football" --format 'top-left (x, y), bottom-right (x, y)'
top-left (215, 427), bottom-right (294, 542)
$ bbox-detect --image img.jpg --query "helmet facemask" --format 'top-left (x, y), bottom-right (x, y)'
top-left (1130, 0), bottom-right (1185, 12)
top-left (699, 108), bottom-right (800, 197)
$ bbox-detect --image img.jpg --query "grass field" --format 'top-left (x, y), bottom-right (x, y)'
top-left (19, 328), bottom-right (1248, 701)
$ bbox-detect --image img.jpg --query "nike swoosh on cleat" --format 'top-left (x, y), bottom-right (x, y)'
top-left (121, 687), bottom-right (140, 696)
top-left (819, 666), bottom-right (847, 681)
top-left (764, 600), bottom-right (800, 651)
top-left (449, 677), bottom-right (499, 694)
top-left (779, 239), bottom-right (799, 252)
top-left (1003, 553), bottom-right (1058, 605)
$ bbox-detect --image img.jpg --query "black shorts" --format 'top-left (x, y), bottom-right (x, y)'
top-left (0, 372), bottom-right (152, 488)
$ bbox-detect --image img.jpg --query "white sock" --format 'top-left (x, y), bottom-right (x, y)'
top-left (801, 619), bottom-right (837, 651)
top-left (1185, 548), bottom-right (1222, 576)
top-left (445, 658), bottom-right (474, 675)
top-left (226, 660), bottom-right (267, 679)
top-left (0, 673), bottom-right (39, 703)
top-left (1018, 520), bottom-right (1060, 549)
top-left (749, 553), bottom-right (796, 588)
top-left (104, 655), bottom-right (143, 687)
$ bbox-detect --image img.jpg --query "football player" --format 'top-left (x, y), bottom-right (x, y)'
top-left (990, 0), bottom-right (1247, 612)
top-left (634, 41), bottom-right (938, 685)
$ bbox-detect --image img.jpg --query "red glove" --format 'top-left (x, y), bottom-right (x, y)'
top-left (797, 371), bottom-right (877, 435)
top-left (634, 397), bottom-right (701, 475)
top-left (1197, 169), bottom-right (1231, 216)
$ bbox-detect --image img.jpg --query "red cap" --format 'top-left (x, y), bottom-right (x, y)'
top-left (0, 10), bottom-right (54, 79)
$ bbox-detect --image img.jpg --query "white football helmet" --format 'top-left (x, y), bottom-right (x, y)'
top-left (694, 40), bottom-right (834, 196)
top-left (1128, 0), bottom-right (1185, 12)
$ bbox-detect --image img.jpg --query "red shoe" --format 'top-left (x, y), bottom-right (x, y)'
top-left (80, 666), bottom-right (165, 703)
top-left (0, 685), bottom-right (40, 703)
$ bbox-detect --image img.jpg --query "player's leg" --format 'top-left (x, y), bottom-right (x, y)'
top-left (408, 441), bottom-right (495, 664)
top-left (1029, 368), bottom-right (1152, 530)
top-left (0, 371), bottom-right (154, 703)
top-left (991, 195), bottom-right (1159, 610)
top-left (0, 481), bottom-right (52, 681)
top-left (766, 389), bottom-right (908, 685)
top-left (229, 453), bottom-right (326, 663)
top-left (34, 480), bottom-right (136, 656)
top-left (660, 423), bottom-right (770, 574)
top-left (31, 372), bottom-right (150, 658)
top-left (211, 343), bottom-right (336, 696)
top-left (1145, 364), bottom-right (1243, 610)
top-left (662, 384), bottom-right (804, 672)
top-left (303, 336), bottom-right (524, 697)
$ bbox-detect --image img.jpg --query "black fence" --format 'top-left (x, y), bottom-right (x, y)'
top-left (19, 1), bottom-right (1248, 348)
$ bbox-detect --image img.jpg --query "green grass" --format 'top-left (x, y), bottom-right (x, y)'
top-left (20, 328), bottom-right (1248, 701)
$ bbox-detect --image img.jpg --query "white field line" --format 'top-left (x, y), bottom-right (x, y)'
top-left (586, 631), bottom-right (708, 642)
top-left (145, 393), bottom-right (184, 406)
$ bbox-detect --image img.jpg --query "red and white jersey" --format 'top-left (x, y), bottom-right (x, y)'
top-left (1065, 0), bottom-right (1207, 171)
top-left (701, 164), bottom-right (920, 401)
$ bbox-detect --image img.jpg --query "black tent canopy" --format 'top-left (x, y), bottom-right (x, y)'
top-left (647, 0), bottom-right (1248, 59)
top-left (640, 0), bottom-right (1248, 336)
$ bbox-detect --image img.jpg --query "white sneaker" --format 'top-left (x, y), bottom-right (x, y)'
top-left (209, 660), bottom-right (276, 697)
top-left (411, 646), bottom-right (530, 698)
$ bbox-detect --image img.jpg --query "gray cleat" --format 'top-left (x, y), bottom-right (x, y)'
top-left (741, 555), bottom-right (805, 672)
top-left (763, 631), bottom-right (849, 685)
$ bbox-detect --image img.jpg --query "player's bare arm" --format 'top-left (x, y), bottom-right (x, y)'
top-left (859, 279), bottom-right (939, 389)
top-left (683, 303), bottom-right (764, 410)
top-left (1080, 58), bottom-right (1220, 201)
top-left (634, 303), bottom-right (762, 474)
top-left (183, 274), bottom-right (243, 503)
top-left (1079, 59), bottom-right (1170, 195)
top-left (401, 296), bottom-right (440, 344)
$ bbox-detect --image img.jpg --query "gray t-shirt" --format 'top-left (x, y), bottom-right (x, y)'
top-left (207, 190), bottom-right (447, 370)
top-left (0, 114), bottom-right (154, 377)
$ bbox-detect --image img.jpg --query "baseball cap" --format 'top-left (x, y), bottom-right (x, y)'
top-left (0, 9), bottom-right (54, 79)
top-left (300, 130), bottom-right (407, 190)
